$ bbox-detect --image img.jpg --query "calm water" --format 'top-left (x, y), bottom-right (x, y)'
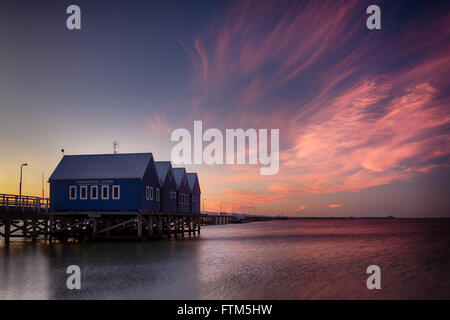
top-left (1, 219), bottom-right (450, 299)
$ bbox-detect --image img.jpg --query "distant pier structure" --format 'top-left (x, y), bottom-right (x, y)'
top-left (0, 153), bottom-right (238, 245)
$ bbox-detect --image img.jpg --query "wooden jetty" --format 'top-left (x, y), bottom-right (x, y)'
top-left (0, 193), bottom-right (237, 245)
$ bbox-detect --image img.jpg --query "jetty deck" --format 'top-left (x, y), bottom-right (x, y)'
top-left (0, 193), bottom-right (238, 244)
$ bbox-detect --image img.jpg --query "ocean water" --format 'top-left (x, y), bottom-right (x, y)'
top-left (1, 219), bottom-right (449, 300)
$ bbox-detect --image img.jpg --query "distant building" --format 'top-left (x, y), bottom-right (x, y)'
top-left (172, 168), bottom-right (190, 214)
top-left (48, 153), bottom-right (160, 211)
top-left (186, 173), bottom-right (201, 214)
top-left (154, 161), bottom-right (177, 213)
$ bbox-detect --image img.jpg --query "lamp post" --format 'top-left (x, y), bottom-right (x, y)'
top-left (19, 163), bottom-right (28, 199)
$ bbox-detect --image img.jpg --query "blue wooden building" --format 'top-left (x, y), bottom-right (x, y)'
top-left (154, 161), bottom-right (177, 213)
top-left (187, 173), bottom-right (201, 214)
top-left (172, 168), bottom-right (191, 214)
top-left (49, 153), bottom-right (161, 212)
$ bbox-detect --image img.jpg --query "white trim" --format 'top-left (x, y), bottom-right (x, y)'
top-left (80, 185), bottom-right (88, 200)
top-left (112, 185), bottom-right (120, 200)
top-left (101, 185), bottom-right (109, 200)
top-left (146, 186), bottom-right (150, 200)
top-left (150, 187), bottom-right (154, 200)
top-left (91, 185), bottom-right (98, 200)
top-left (69, 186), bottom-right (77, 200)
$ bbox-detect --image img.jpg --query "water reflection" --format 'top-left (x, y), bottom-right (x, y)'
top-left (1, 220), bottom-right (450, 299)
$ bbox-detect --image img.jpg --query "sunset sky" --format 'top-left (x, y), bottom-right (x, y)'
top-left (1, 0), bottom-right (449, 217)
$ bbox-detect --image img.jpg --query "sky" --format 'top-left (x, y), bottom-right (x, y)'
top-left (1, 0), bottom-right (449, 217)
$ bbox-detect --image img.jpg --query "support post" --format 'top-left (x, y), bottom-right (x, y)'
top-left (5, 215), bottom-right (11, 245)
top-left (92, 218), bottom-right (97, 237)
top-left (137, 215), bottom-right (142, 240)
top-left (167, 216), bottom-right (171, 239)
top-left (32, 215), bottom-right (37, 242)
top-left (44, 216), bottom-right (49, 240)
top-left (181, 216), bottom-right (185, 238)
top-left (48, 214), bottom-right (54, 244)
top-left (148, 215), bottom-right (153, 237)
top-left (188, 216), bottom-right (192, 236)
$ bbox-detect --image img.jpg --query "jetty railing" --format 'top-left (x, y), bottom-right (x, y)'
top-left (0, 193), bottom-right (49, 214)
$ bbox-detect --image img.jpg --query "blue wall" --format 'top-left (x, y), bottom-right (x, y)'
top-left (160, 172), bottom-right (177, 213)
top-left (50, 179), bottom-right (141, 211)
top-left (176, 176), bottom-right (191, 214)
top-left (190, 179), bottom-right (201, 214)
top-left (140, 158), bottom-right (162, 211)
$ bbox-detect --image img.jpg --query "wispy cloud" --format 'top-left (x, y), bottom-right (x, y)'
top-left (180, 0), bottom-right (450, 212)
top-left (288, 205), bottom-right (309, 214)
top-left (145, 111), bottom-right (173, 136)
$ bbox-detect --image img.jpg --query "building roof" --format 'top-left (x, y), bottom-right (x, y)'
top-left (49, 153), bottom-right (154, 181)
top-left (186, 173), bottom-right (199, 192)
top-left (172, 168), bottom-right (186, 189)
top-left (154, 161), bottom-right (171, 186)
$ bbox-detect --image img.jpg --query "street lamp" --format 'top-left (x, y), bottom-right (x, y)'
top-left (19, 163), bottom-right (28, 199)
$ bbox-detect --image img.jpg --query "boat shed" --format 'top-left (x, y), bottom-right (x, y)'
top-left (48, 153), bottom-right (160, 212)
top-left (154, 161), bottom-right (177, 213)
top-left (186, 173), bottom-right (201, 214)
top-left (172, 168), bottom-right (191, 214)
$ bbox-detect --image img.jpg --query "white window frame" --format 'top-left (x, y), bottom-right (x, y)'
top-left (91, 185), bottom-right (98, 200)
top-left (150, 187), bottom-right (154, 200)
top-left (156, 188), bottom-right (160, 202)
top-left (101, 185), bottom-right (109, 200)
top-left (146, 186), bottom-right (150, 200)
top-left (112, 185), bottom-right (120, 200)
top-left (69, 186), bottom-right (77, 200)
top-left (80, 185), bottom-right (88, 200)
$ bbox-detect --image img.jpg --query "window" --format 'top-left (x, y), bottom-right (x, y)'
top-left (80, 186), bottom-right (88, 200)
top-left (69, 186), bottom-right (77, 200)
top-left (156, 188), bottom-right (160, 202)
top-left (150, 187), bottom-right (154, 200)
top-left (180, 193), bottom-right (186, 205)
top-left (146, 186), bottom-right (150, 200)
top-left (101, 185), bottom-right (109, 200)
top-left (91, 185), bottom-right (98, 199)
top-left (112, 185), bottom-right (120, 200)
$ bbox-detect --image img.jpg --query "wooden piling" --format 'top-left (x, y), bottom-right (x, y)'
top-left (137, 215), bottom-right (142, 240)
top-left (148, 215), bottom-right (153, 237)
top-left (92, 218), bottom-right (97, 237)
top-left (4, 215), bottom-right (10, 245)
top-left (32, 216), bottom-right (37, 242)
top-left (48, 215), bottom-right (54, 244)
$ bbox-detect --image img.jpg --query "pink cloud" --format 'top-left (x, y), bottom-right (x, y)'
top-left (328, 204), bottom-right (343, 208)
top-left (145, 112), bottom-right (172, 136)
top-left (288, 205), bottom-right (309, 214)
top-left (179, 0), bottom-right (450, 209)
